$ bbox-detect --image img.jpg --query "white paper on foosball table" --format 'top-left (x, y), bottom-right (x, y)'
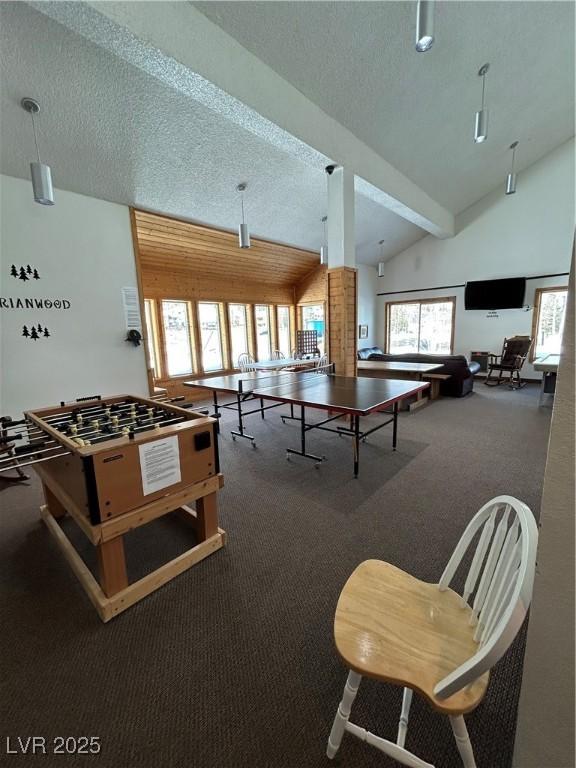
top-left (138, 436), bottom-right (181, 496)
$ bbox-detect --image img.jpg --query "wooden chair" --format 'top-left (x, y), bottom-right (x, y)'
top-left (271, 350), bottom-right (286, 360)
top-left (485, 336), bottom-right (533, 389)
top-left (326, 496), bottom-right (538, 768)
top-left (237, 352), bottom-right (256, 372)
top-left (315, 354), bottom-right (329, 371)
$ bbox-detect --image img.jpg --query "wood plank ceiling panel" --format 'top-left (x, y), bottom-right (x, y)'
top-left (133, 209), bottom-right (319, 287)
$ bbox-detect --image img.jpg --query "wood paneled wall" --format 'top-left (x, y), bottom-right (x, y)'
top-left (134, 209), bottom-right (318, 287)
top-left (295, 266), bottom-right (327, 305)
top-left (328, 267), bottom-right (357, 376)
top-left (132, 208), bottom-right (322, 399)
top-left (142, 269), bottom-right (294, 305)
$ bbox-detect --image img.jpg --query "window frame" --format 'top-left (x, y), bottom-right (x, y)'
top-left (298, 301), bottom-right (327, 355)
top-left (159, 298), bottom-right (196, 378)
top-left (143, 298), bottom-right (162, 379)
top-left (197, 301), bottom-right (226, 373)
top-left (253, 303), bottom-right (273, 361)
top-left (530, 285), bottom-right (569, 362)
top-left (227, 302), bottom-right (251, 369)
top-left (276, 304), bottom-right (292, 357)
top-left (145, 298), bottom-right (298, 378)
top-left (385, 296), bottom-right (456, 355)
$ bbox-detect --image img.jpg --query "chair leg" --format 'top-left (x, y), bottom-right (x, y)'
top-left (326, 670), bottom-right (362, 759)
top-left (449, 715), bottom-right (476, 768)
top-left (397, 687), bottom-right (413, 748)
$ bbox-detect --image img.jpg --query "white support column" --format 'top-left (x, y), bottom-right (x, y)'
top-left (327, 166), bottom-right (356, 269)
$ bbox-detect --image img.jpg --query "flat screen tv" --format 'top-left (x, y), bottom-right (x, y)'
top-left (464, 277), bottom-right (526, 310)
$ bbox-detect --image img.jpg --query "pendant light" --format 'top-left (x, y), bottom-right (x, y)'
top-left (506, 141), bottom-right (519, 195)
top-left (377, 239), bottom-right (386, 278)
top-left (474, 64), bottom-right (490, 143)
top-left (21, 97), bottom-right (54, 205)
top-left (415, 0), bottom-right (435, 52)
top-left (237, 183), bottom-right (250, 249)
top-left (320, 216), bottom-right (328, 265)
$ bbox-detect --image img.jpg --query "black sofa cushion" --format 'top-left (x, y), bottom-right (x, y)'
top-left (362, 351), bottom-right (478, 397)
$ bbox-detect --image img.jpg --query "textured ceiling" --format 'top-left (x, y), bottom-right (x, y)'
top-left (196, 1), bottom-right (575, 214)
top-left (0, 2), bottom-right (424, 265)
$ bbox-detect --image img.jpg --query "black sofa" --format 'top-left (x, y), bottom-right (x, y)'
top-left (357, 347), bottom-right (480, 397)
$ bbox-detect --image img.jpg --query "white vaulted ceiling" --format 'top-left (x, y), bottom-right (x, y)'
top-left (196, 0), bottom-right (575, 213)
top-left (0, 2), bottom-right (574, 267)
top-left (0, 2), bottom-right (424, 265)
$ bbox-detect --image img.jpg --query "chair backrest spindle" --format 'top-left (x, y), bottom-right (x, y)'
top-left (435, 496), bottom-right (538, 700)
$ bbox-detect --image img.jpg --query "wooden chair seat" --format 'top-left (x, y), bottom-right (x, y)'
top-left (334, 560), bottom-right (489, 715)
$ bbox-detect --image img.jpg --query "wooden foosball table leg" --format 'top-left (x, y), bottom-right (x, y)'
top-left (97, 537), bottom-right (128, 597)
top-left (195, 492), bottom-right (219, 541)
top-left (43, 484), bottom-right (68, 520)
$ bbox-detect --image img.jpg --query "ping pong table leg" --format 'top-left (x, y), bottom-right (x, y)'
top-left (353, 414), bottom-right (360, 477)
top-left (230, 392), bottom-right (256, 445)
top-left (286, 405), bottom-right (323, 466)
top-left (260, 398), bottom-right (265, 419)
top-left (212, 392), bottom-right (220, 433)
top-left (392, 402), bottom-right (399, 449)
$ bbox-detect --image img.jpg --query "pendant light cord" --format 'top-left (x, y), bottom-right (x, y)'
top-left (30, 110), bottom-right (41, 163)
top-left (241, 193), bottom-right (245, 225)
top-left (481, 72), bottom-right (486, 110)
top-left (511, 146), bottom-right (516, 173)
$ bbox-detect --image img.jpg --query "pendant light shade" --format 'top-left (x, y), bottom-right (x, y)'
top-left (320, 216), bottom-right (328, 265)
top-left (237, 183), bottom-right (250, 248)
top-left (239, 222), bottom-right (250, 249)
top-left (474, 109), bottom-right (488, 144)
top-left (21, 97), bottom-right (54, 206)
top-left (506, 141), bottom-right (519, 195)
top-left (30, 162), bottom-right (54, 206)
top-left (377, 240), bottom-right (386, 277)
top-left (474, 64), bottom-right (490, 144)
top-left (415, 0), bottom-right (435, 52)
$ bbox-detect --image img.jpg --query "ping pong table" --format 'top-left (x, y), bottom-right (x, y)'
top-left (184, 369), bottom-right (428, 476)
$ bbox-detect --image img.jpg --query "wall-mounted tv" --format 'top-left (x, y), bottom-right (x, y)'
top-left (464, 277), bottom-right (526, 310)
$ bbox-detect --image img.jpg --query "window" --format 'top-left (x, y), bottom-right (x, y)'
top-left (531, 287), bottom-right (568, 360)
top-left (277, 306), bottom-right (291, 356)
top-left (301, 304), bottom-right (325, 354)
top-left (229, 304), bottom-right (249, 367)
top-left (198, 302), bottom-right (224, 372)
top-left (144, 299), bottom-right (159, 376)
top-left (254, 305), bottom-right (271, 361)
top-left (386, 298), bottom-right (455, 354)
top-left (161, 300), bottom-right (193, 376)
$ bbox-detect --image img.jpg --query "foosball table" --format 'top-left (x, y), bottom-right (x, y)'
top-left (0, 394), bottom-right (225, 621)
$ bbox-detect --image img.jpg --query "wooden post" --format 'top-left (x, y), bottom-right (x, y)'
top-left (97, 537), bottom-right (128, 597)
top-left (195, 492), bottom-right (219, 541)
top-left (328, 267), bottom-right (357, 376)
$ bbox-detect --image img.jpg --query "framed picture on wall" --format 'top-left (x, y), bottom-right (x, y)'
top-left (359, 324), bottom-right (368, 339)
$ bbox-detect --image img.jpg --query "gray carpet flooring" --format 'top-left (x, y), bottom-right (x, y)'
top-left (0, 383), bottom-right (551, 768)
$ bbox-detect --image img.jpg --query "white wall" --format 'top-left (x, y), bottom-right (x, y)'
top-left (0, 175), bottom-right (148, 415)
top-left (356, 263), bottom-right (378, 349)
top-left (375, 140), bottom-right (575, 378)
